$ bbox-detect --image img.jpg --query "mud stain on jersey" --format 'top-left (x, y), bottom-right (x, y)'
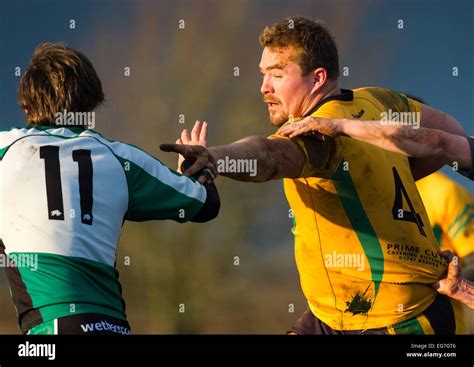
top-left (345, 292), bottom-right (372, 315)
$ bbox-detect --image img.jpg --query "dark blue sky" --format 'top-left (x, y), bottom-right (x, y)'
top-left (1, 0), bottom-right (472, 189)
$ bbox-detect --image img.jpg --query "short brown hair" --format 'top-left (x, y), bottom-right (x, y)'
top-left (259, 17), bottom-right (340, 80)
top-left (18, 42), bottom-right (105, 126)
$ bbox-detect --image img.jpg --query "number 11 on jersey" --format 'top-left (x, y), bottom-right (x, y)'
top-left (40, 145), bottom-right (94, 225)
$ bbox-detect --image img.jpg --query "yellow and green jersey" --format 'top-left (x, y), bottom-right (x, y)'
top-left (271, 87), bottom-right (447, 330)
top-left (416, 171), bottom-right (474, 334)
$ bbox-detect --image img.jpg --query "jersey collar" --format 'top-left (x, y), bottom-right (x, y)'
top-left (303, 88), bottom-right (354, 117)
top-left (28, 125), bottom-right (86, 134)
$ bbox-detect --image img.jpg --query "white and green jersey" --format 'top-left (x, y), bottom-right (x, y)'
top-left (0, 125), bottom-right (207, 332)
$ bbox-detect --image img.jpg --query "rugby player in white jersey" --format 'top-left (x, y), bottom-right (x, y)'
top-left (0, 43), bottom-right (220, 335)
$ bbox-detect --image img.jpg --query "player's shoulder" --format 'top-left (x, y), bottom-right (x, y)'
top-left (0, 125), bottom-right (35, 136)
top-left (1, 125), bottom-right (90, 139)
top-left (418, 172), bottom-right (471, 200)
top-left (0, 126), bottom-right (38, 149)
top-left (1, 125), bottom-right (92, 146)
top-left (353, 86), bottom-right (418, 113)
top-left (83, 130), bottom-right (166, 168)
top-left (353, 86), bottom-right (392, 94)
top-left (353, 86), bottom-right (402, 102)
top-left (422, 171), bottom-right (459, 188)
top-left (310, 87), bottom-right (403, 118)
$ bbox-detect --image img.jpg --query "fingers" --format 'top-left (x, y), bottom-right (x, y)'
top-left (183, 157), bottom-right (208, 177)
top-left (160, 143), bottom-right (216, 183)
top-left (276, 127), bottom-right (292, 136)
top-left (180, 120), bottom-right (208, 147)
top-left (289, 127), bottom-right (310, 139)
top-left (277, 122), bottom-right (305, 136)
top-left (161, 144), bottom-right (207, 176)
top-left (447, 255), bottom-right (460, 277)
top-left (437, 250), bottom-right (461, 292)
top-left (438, 250), bottom-right (455, 261)
top-left (181, 129), bottom-right (191, 144)
top-left (160, 143), bottom-right (188, 155)
top-left (200, 121), bottom-right (208, 146)
top-left (277, 125), bottom-right (297, 137)
top-left (175, 139), bottom-right (184, 173)
top-left (439, 250), bottom-right (457, 271)
top-left (160, 143), bottom-right (205, 159)
top-left (191, 120), bottom-right (202, 142)
top-left (278, 125), bottom-right (309, 139)
top-left (197, 165), bottom-right (217, 185)
top-left (439, 250), bottom-right (454, 270)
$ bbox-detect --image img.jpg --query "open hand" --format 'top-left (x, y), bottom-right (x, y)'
top-left (276, 116), bottom-right (344, 139)
top-left (176, 121), bottom-right (208, 173)
top-left (432, 250), bottom-right (462, 296)
top-left (160, 143), bottom-right (217, 185)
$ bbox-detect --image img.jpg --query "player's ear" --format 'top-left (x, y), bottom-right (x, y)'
top-left (310, 67), bottom-right (327, 95)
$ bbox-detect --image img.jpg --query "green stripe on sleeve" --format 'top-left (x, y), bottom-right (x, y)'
top-left (393, 91), bottom-right (411, 112)
top-left (116, 156), bottom-right (204, 222)
top-left (448, 204), bottom-right (474, 233)
top-left (451, 213), bottom-right (474, 239)
top-left (432, 224), bottom-right (443, 245)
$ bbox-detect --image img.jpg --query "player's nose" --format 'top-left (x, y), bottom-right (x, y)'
top-left (260, 76), bottom-right (274, 95)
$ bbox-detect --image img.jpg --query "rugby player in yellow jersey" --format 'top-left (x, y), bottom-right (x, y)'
top-left (415, 172), bottom-right (474, 333)
top-left (277, 108), bottom-right (474, 314)
top-left (278, 96), bottom-right (474, 322)
top-left (161, 17), bottom-right (467, 334)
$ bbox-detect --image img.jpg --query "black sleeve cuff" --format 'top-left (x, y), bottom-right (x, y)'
top-left (191, 183), bottom-right (220, 223)
top-left (458, 136), bottom-right (474, 180)
top-left (181, 159), bottom-right (220, 223)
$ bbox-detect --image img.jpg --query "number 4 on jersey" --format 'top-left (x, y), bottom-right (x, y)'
top-left (391, 167), bottom-right (426, 237)
top-left (40, 145), bottom-right (94, 225)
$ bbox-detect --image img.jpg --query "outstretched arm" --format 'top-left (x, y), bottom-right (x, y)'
top-left (277, 117), bottom-right (456, 158)
top-left (211, 136), bottom-right (305, 181)
top-left (161, 135), bottom-right (305, 183)
top-left (409, 104), bottom-right (465, 180)
top-left (341, 120), bottom-right (470, 169)
top-left (277, 106), bottom-right (470, 179)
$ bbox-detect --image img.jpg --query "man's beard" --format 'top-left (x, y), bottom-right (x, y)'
top-left (268, 110), bottom-right (288, 127)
